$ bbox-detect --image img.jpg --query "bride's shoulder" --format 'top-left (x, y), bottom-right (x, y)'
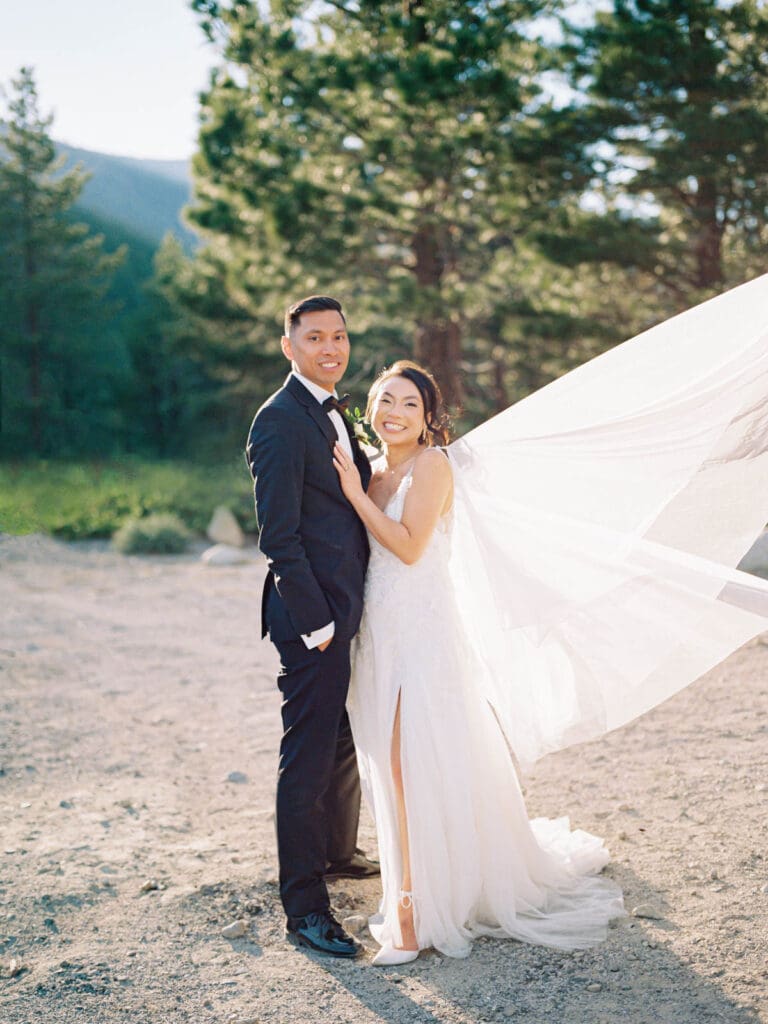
top-left (412, 446), bottom-right (452, 482)
top-left (415, 445), bottom-right (450, 464)
top-left (410, 447), bottom-right (453, 516)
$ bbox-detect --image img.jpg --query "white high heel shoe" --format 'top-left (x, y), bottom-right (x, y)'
top-left (372, 943), bottom-right (419, 966)
top-left (372, 890), bottom-right (420, 966)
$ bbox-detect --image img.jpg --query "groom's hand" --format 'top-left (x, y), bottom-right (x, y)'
top-left (318, 637), bottom-right (333, 652)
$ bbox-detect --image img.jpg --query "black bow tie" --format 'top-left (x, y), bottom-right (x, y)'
top-left (322, 393), bottom-right (350, 416)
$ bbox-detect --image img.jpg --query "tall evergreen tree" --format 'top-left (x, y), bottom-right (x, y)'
top-left (124, 233), bottom-right (278, 456)
top-left (0, 67), bottom-right (124, 455)
top-left (557, 0), bottom-right (768, 300)
top-left (188, 0), bottom-right (574, 410)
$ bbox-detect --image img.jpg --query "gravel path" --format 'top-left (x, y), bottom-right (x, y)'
top-left (1, 533), bottom-right (767, 1023)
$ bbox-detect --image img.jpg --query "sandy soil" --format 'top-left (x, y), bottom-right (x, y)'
top-left (1, 532), bottom-right (767, 1024)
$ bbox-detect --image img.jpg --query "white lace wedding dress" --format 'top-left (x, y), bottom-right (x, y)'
top-left (348, 464), bottom-right (625, 957)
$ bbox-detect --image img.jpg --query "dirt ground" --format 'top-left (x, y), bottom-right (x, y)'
top-left (1, 532), bottom-right (767, 1024)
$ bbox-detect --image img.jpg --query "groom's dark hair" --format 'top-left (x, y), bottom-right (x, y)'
top-left (284, 295), bottom-right (346, 335)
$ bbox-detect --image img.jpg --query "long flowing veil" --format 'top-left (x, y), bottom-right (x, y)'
top-left (447, 273), bottom-right (768, 771)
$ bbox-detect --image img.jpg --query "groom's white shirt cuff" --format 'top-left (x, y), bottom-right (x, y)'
top-left (302, 621), bottom-right (335, 649)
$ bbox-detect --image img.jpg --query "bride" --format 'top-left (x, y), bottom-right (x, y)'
top-left (332, 275), bottom-right (768, 965)
top-left (333, 363), bottom-right (625, 963)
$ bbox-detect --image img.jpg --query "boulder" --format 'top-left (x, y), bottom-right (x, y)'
top-left (206, 506), bottom-right (245, 547)
top-left (201, 544), bottom-right (253, 567)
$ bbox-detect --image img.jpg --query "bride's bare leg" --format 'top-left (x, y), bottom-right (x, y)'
top-left (391, 694), bottom-right (418, 950)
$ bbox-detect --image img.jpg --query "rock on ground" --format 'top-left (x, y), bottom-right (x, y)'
top-left (201, 543), bottom-right (257, 567)
top-left (206, 506), bottom-right (245, 548)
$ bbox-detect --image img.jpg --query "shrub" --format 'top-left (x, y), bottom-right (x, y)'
top-left (112, 513), bottom-right (191, 555)
top-left (0, 459), bottom-right (255, 540)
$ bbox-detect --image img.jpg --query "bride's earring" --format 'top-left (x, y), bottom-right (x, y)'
top-left (420, 421), bottom-right (429, 445)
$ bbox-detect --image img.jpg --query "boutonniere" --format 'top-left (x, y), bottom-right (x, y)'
top-left (344, 405), bottom-right (379, 451)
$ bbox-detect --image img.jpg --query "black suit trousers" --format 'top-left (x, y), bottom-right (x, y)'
top-left (272, 634), bottom-right (361, 919)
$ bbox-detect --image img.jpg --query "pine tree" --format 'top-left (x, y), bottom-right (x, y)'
top-left (0, 67), bottom-right (124, 455)
top-left (125, 233), bottom-right (279, 456)
top-left (188, 0), bottom-right (574, 411)
top-left (559, 0), bottom-right (768, 299)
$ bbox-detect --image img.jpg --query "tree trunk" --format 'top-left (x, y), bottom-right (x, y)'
top-left (414, 318), bottom-right (462, 409)
top-left (27, 305), bottom-right (41, 452)
top-left (21, 184), bottom-right (42, 451)
top-left (402, 2), bottom-right (463, 408)
top-left (403, 0), bottom-right (427, 44)
top-left (492, 347), bottom-right (508, 413)
top-left (692, 175), bottom-right (724, 290)
top-left (687, 21), bottom-right (724, 292)
top-left (411, 221), bottom-right (463, 408)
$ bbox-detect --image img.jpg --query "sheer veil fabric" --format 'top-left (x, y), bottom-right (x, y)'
top-left (447, 273), bottom-right (768, 771)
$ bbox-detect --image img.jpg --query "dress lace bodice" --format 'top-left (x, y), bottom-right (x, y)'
top-left (364, 464), bottom-right (453, 609)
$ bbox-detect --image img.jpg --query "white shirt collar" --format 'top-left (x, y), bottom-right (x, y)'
top-left (292, 370), bottom-right (337, 406)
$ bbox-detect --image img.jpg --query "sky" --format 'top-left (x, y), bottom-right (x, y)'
top-left (0, 0), bottom-right (217, 160)
top-left (1, 1), bottom-right (603, 164)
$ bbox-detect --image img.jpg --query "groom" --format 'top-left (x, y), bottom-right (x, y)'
top-left (246, 295), bottom-right (376, 958)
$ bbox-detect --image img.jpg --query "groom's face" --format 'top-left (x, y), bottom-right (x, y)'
top-left (282, 310), bottom-right (350, 393)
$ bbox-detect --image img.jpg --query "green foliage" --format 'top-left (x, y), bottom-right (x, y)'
top-left (4, 6), bottom-right (767, 467)
top-left (72, 206), bottom-right (157, 315)
top-left (184, 1), bottom-right (768, 426)
top-left (0, 67), bottom-right (126, 457)
top-left (0, 459), bottom-right (255, 540)
top-left (186, 0), bottom-right (581, 414)
top-left (0, 68), bottom-right (233, 463)
top-left (118, 236), bottom-right (214, 457)
top-left (125, 234), bottom-right (276, 457)
top-left (561, 0), bottom-right (768, 296)
top-left (113, 513), bottom-right (191, 555)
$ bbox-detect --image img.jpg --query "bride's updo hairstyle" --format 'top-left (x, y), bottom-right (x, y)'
top-left (367, 360), bottom-right (451, 447)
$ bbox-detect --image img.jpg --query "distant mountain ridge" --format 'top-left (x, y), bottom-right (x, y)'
top-left (56, 141), bottom-right (199, 251)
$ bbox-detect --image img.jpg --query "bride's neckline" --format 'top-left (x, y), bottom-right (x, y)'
top-left (383, 463), bottom-right (416, 513)
top-left (370, 457), bottom-right (417, 514)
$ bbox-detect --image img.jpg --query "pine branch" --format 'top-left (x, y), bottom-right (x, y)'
top-left (320, 0), bottom-right (366, 22)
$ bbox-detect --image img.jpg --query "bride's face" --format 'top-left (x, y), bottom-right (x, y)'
top-left (371, 375), bottom-right (425, 447)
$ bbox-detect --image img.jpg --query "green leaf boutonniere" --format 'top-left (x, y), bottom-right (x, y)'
top-left (344, 405), bottom-right (379, 451)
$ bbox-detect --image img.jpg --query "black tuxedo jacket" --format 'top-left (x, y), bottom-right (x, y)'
top-left (246, 374), bottom-right (372, 643)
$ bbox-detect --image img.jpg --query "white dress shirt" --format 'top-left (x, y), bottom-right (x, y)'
top-left (292, 371), bottom-right (354, 648)
top-left (293, 371), bottom-right (354, 458)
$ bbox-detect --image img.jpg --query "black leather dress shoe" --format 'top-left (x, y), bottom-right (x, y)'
top-left (285, 910), bottom-right (362, 958)
top-left (324, 850), bottom-right (381, 881)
